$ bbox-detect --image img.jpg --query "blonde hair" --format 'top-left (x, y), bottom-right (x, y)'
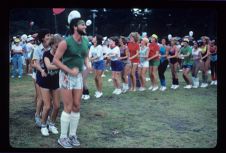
top-left (129, 32), bottom-right (140, 43)
top-left (48, 34), bottom-right (64, 47)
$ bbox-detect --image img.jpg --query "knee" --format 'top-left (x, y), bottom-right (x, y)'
top-left (53, 103), bottom-right (60, 111)
top-left (72, 105), bottom-right (80, 112)
top-left (44, 103), bottom-right (51, 111)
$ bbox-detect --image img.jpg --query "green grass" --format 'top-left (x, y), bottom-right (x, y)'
top-left (9, 67), bottom-right (217, 148)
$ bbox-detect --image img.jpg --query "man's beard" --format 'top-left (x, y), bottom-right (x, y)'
top-left (77, 28), bottom-right (86, 36)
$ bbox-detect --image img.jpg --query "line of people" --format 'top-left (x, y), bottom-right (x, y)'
top-left (85, 32), bottom-right (217, 99)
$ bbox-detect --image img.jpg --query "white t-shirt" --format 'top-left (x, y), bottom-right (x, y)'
top-left (26, 43), bottom-right (35, 58)
top-left (12, 45), bottom-right (23, 53)
top-left (108, 46), bottom-right (120, 61)
top-left (90, 45), bottom-right (104, 62)
top-left (102, 45), bottom-right (111, 55)
top-left (192, 48), bottom-right (202, 60)
top-left (33, 43), bottom-right (50, 68)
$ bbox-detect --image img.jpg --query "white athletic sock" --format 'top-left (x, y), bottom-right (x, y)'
top-left (122, 83), bottom-right (125, 90)
top-left (126, 84), bottom-right (129, 89)
top-left (60, 111), bottom-right (71, 139)
top-left (69, 112), bottom-right (80, 137)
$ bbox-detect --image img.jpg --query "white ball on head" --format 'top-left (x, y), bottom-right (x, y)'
top-left (86, 20), bottom-right (92, 26)
top-left (68, 10), bottom-right (81, 24)
top-left (189, 31), bottom-right (193, 37)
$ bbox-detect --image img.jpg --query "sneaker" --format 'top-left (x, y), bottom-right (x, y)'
top-left (152, 86), bottom-right (159, 91)
top-left (41, 126), bottom-right (49, 136)
top-left (122, 86), bottom-right (129, 93)
top-left (202, 83), bottom-right (208, 88)
top-left (112, 89), bottom-right (118, 94)
top-left (200, 83), bottom-right (205, 88)
top-left (139, 87), bottom-right (146, 91)
top-left (173, 85), bottom-right (179, 89)
top-left (95, 92), bottom-right (103, 98)
top-left (159, 86), bottom-right (163, 91)
top-left (35, 115), bottom-right (41, 128)
top-left (81, 95), bottom-right (85, 99)
top-left (58, 137), bottom-right (73, 148)
top-left (214, 80), bottom-right (217, 85)
top-left (171, 85), bottom-right (175, 89)
top-left (69, 135), bottom-right (80, 147)
top-left (101, 74), bottom-right (106, 77)
top-left (210, 81), bottom-right (215, 85)
top-left (184, 85), bottom-right (192, 89)
top-left (161, 86), bottom-right (167, 91)
top-left (18, 76), bottom-right (22, 79)
top-left (146, 78), bottom-right (150, 81)
top-left (11, 75), bottom-right (15, 78)
top-left (148, 86), bottom-right (153, 90)
top-left (49, 125), bottom-right (59, 134)
top-left (192, 85), bottom-right (198, 88)
top-left (115, 89), bottom-right (122, 95)
top-left (83, 95), bottom-right (90, 100)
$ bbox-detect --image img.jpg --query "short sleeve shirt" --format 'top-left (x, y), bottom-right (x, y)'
top-left (148, 42), bottom-right (160, 60)
top-left (128, 42), bottom-right (140, 63)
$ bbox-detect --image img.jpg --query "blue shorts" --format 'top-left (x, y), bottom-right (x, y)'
top-left (183, 64), bottom-right (193, 69)
top-left (111, 60), bottom-right (124, 72)
top-left (92, 60), bottom-right (105, 71)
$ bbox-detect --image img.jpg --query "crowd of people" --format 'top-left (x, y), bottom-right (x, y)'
top-left (10, 10), bottom-right (217, 148)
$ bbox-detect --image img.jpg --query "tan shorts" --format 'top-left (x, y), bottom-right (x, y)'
top-left (59, 70), bottom-right (83, 90)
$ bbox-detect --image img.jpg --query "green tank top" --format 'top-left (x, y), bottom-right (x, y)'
top-left (62, 35), bottom-right (89, 72)
top-left (180, 46), bottom-right (193, 65)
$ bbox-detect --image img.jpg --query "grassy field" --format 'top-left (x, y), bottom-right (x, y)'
top-left (9, 67), bottom-right (217, 148)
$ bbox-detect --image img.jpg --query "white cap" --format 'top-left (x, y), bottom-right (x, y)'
top-left (68, 10), bottom-right (81, 24)
top-left (21, 34), bottom-right (27, 41)
top-left (27, 36), bottom-right (34, 42)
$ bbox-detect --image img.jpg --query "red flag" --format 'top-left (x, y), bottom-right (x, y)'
top-left (53, 8), bottom-right (65, 15)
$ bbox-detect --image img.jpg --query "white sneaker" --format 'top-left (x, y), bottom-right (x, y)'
top-left (112, 89), bottom-right (118, 94)
top-left (184, 85), bottom-right (192, 89)
top-left (214, 80), bottom-right (217, 85)
top-left (173, 85), bottom-right (179, 89)
top-left (171, 85), bottom-right (175, 89)
top-left (81, 95), bottom-right (85, 99)
top-left (146, 78), bottom-right (150, 81)
top-left (101, 74), bottom-right (106, 77)
top-left (122, 85), bottom-right (129, 93)
top-left (115, 89), bottom-right (122, 95)
top-left (94, 91), bottom-right (98, 96)
top-left (200, 83), bottom-right (205, 88)
top-left (192, 85), bottom-right (198, 88)
top-left (148, 86), bottom-right (153, 90)
top-left (210, 81), bottom-right (215, 85)
top-left (203, 83), bottom-right (208, 88)
top-left (83, 95), bottom-right (90, 100)
top-left (41, 127), bottom-right (49, 136)
top-left (96, 92), bottom-right (103, 98)
top-left (139, 87), bottom-right (146, 91)
top-left (49, 125), bottom-right (59, 134)
top-left (152, 86), bottom-right (159, 91)
top-left (108, 79), bottom-right (112, 82)
top-left (161, 86), bottom-right (167, 91)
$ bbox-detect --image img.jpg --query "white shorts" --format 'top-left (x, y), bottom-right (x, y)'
top-left (59, 70), bottom-right (83, 90)
top-left (138, 61), bottom-right (149, 68)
